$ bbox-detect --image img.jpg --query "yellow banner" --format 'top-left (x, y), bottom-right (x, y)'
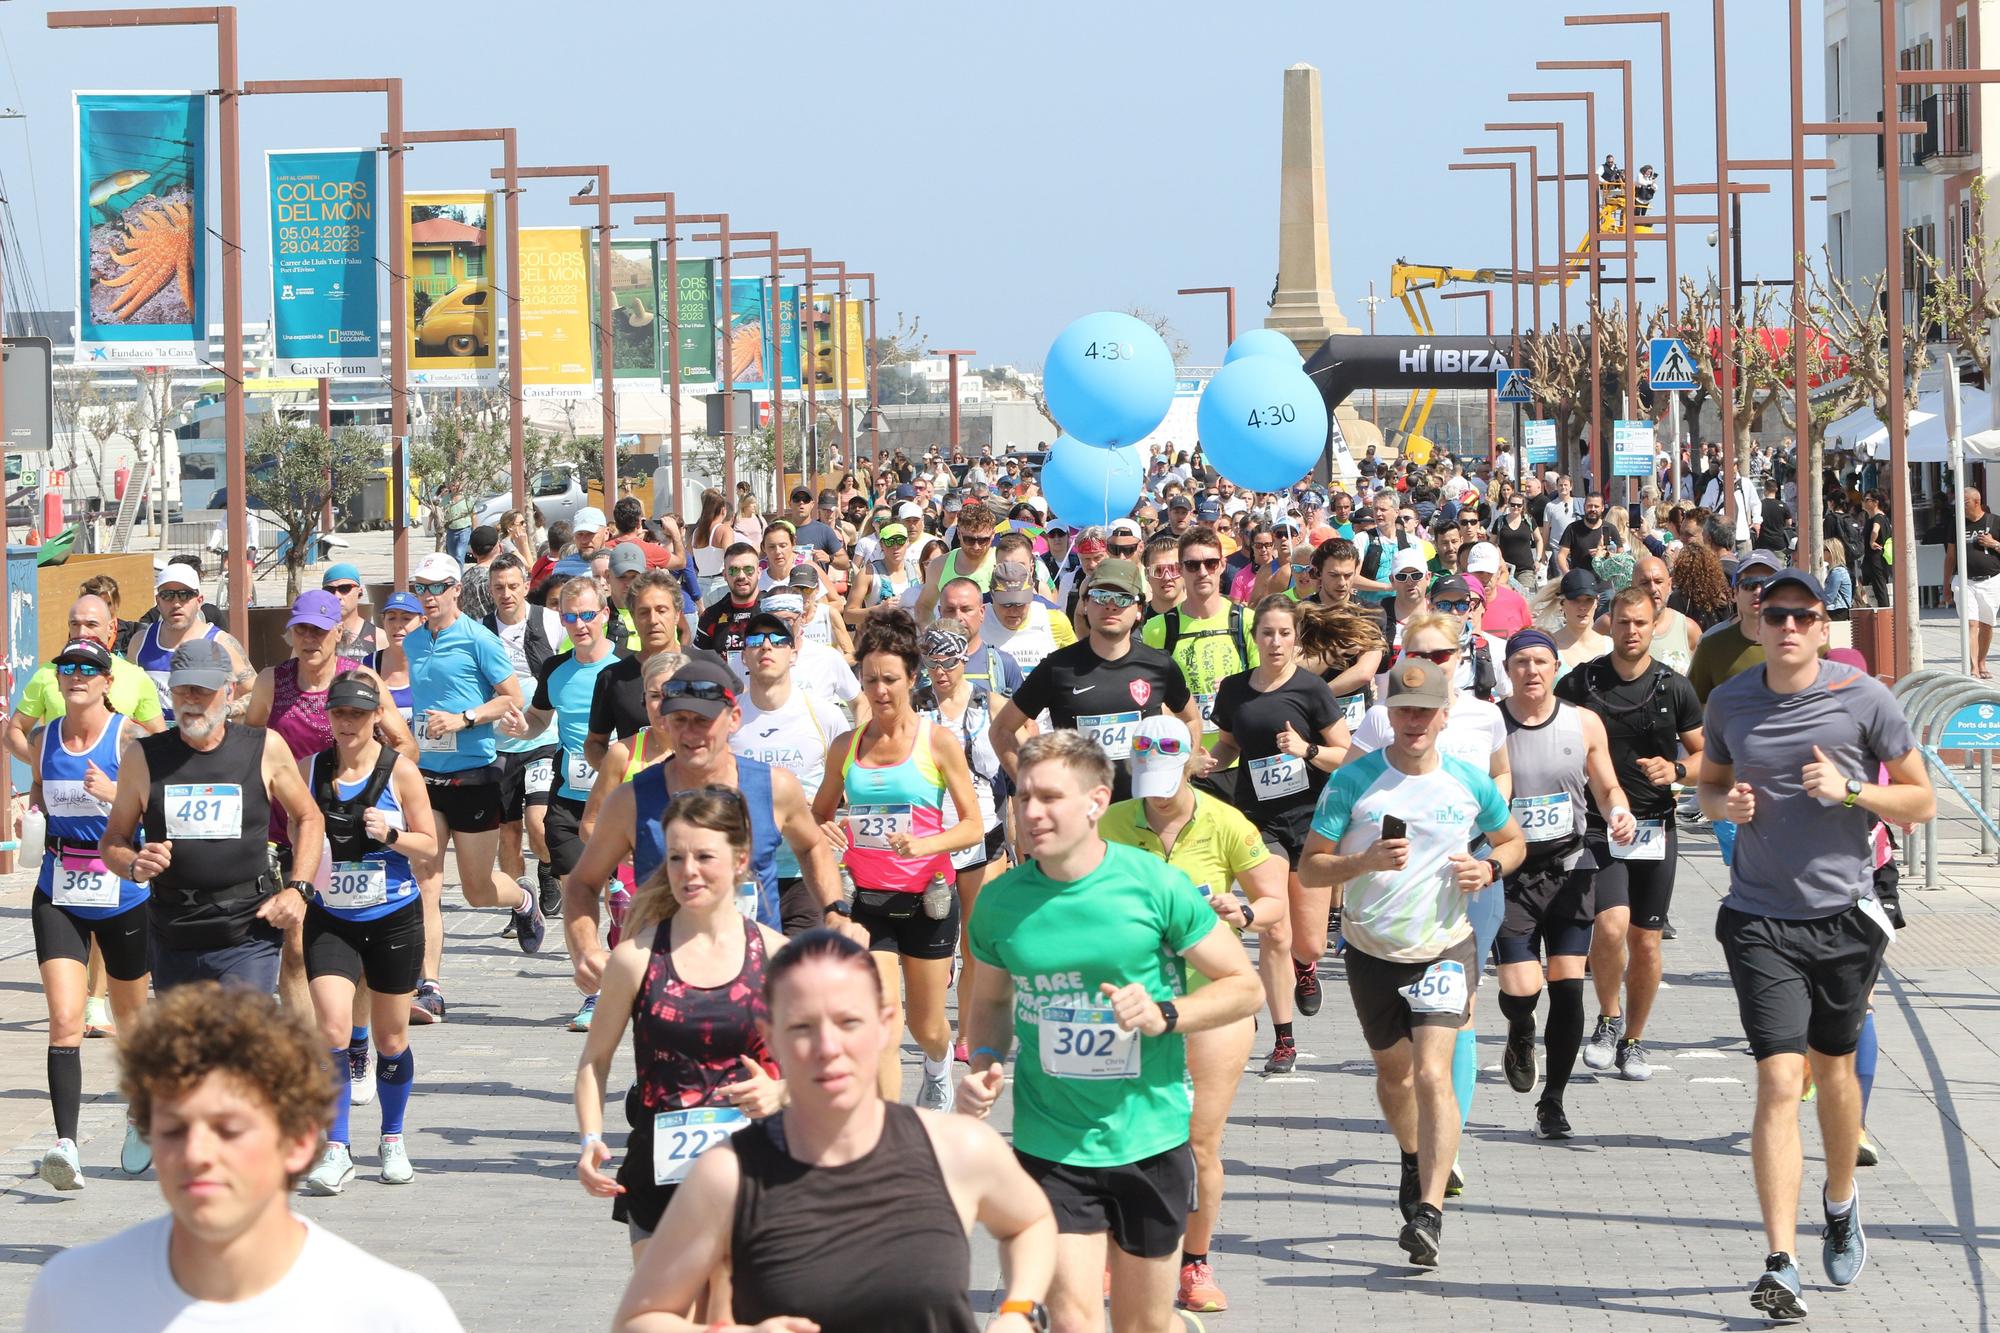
top-left (406, 190), bottom-right (497, 385)
top-left (842, 297), bottom-right (866, 394)
top-left (517, 226), bottom-right (593, 397)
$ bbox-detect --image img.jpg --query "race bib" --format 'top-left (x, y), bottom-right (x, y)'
top-left (1077, 711), bottom-right (1141, 760)
top-left (1609, 818), bottom-right (1666, 861)
top-left (1038, 1005), bottom-right (1142, 1080)
top-left (322, 860), bottom-right (388, 910)
top-left (164, 783), bottom-right (243, 840)
top-left (415, 713), bottom-right (460, 754)
top-left (52, 856), bottom-right (119, 909)
top-left (1400, 958), bottom-right (1469, 1016)
top-left (1856, 896), bottom-right (1897, 945)
top-left (1195, 692), bottom-right (1217, 723)
top-left (1511, 792), bottom-right (1574, 843)
top-left (1337, 692), bottom-right (1368, 728)
top-left (566, 752), bottom-right (598, 793)
top-left (1249, 752), bottom-right (1309, 800)
top-left (651, 1106), bottom-right (749, 1186)
top-left (845, 803), bottom-right (913, 851)
top-left (42, 779), bottom-right (107, 820)
top-left (525, 757), bottom-right (555, 796)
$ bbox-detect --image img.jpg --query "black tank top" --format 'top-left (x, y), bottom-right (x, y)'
top-left (731, 1103), bottom-right (976, 1333)
top-left (625, 920), bottom-right (775, 1124)
top-left (140, 725), bottom-right (275, 949)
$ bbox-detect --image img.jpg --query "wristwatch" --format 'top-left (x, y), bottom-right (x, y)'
top-left (461, 710), bottom-right (477, 730)
top-left (1157, 999), bottom-right (1180, 1034)
top-left (1672, 760), bottom-right (1687, 783)
top-left (1843, 777), bottom-right (1864, 808)
top-left (385, 826), bottom-right (400, 847)
top-left (284, 878), bottom-right (313, 900)
top-left (997, 1299), bottom-right (1050, 1331)
top-left (1482, 857), bottom-right (1503, 886)
top-left (826, 898), bottom-right (852, 917)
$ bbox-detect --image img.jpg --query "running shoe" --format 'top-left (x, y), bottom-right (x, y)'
top-left (568, 994), bottom-right (598, 1032)
top-left (1176, 1259), bottom-right (1228, 1312)
top-left (499, 917), bottom-right (518, 940)
top-left (1615, 1038), bottom-right (1653, 1082)
top-left (1750, 1252), bottom-right (1808, 1322)
top-left (1503, 1028), bottom-right (1538, 1094)
top-left (348, 1043), bottom-right (376, 1106)
top-left (953, 1042), bottom-right (970, 1065)
top-left (513, 892), bottom-right (548, 956)
top-left (1534, 1099), bottom-right (1573, 1141)
top-left (1857, 1128), bottom-right (1881, 1167)
top-left (915, 1067), bottom-right (953, 1112)
top-left (1801, 1077), bottom-right (1818, 1104)
top-left (1660, 917), bottom-right (1679, 941)
top-left (1822, 1188), bottom-right (1867, 1287)
top-left (540, 883), bottom-right (563, 919)
top-left (1293, 958), bottom-right (1322, 1017)
top-left (1329, 904), bottom-right (1346, 958)
top-left (1397, 1204), bottom-right (1442, 1268)
top-left (303, 1142), bottom-right (355, 1196)
top-left (83, 996), bottom-right (113, 1038)
top-left (1446, 1154), bottom-right (1465, 1198)
top-left (1397, 1152), bottom-right (1421, 1222)
top-left (1581, 1014), bottom-right (1623, 1071)
top-left (39, 1138), bottom-right (82, 1191)
top-left (410, 981), bottom-right (446, 1026)
top-left (120, 1123), bottom-right (152, 1176)
top-left (1262, 1038), bottom-right (1298, 1075)
top-left (380, 1135), bottom-right (414, 1185)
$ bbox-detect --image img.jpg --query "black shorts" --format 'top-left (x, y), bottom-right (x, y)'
top-left (542, 795), bottom-right (589, 878)
top-left (1016, 1141), bottom-right (1196, 1259)
top-left (1259, 826), bottom-right (1308, 870)
top-left (1591, 824), bottom-right (1679, 930)
top-left (772, 879), bottom-right (826, 937)
top-left (1496, 859), bottom-right (1595, 964)
top-left (497, 745), bottom-right (559, 822)
top-left (421, 766), bottom-right (502, 833)
top-left (953, 824), bottom-right (1009, 872)
top-left (304, 897), bottom-right (426, 994)
top-left (1344, 932), bottom-right (1481, 1051)
top-left (1190, 768), bottom-right (1236, 803)
top-left (32, 893), bottom-right (150, 980)
top-left (849, 886), bottom-right (959, 960)
top-left (1717, 903), bottom-right (1887, 1060)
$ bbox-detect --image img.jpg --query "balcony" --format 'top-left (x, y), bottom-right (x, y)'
top-left (1915, 88), bottom-right (1978, 174)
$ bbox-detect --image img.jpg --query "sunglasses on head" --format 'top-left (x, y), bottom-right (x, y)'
top-left (56, 662), bottom-right (105, 677)
top-left (325, 583), bottom-right (359, 596)
top-left (560, 608), bottom-right (601, 626)
top-left (1759, 605), bottom-right (1823, 628)
top-left (1389, 646), bottom-right (1456, 666)
top-left (661, 679), bottom-right (735, 704)
top-left (1132, 733), bottom-right (1188, 756)
top-left (1088, 589), bottom-right (1139, 609)
top-left (743, 630), bottom-right (793, 649)
top-left (1181, 557), bottom-right (1223, 574)
top-left (411, 580), bottom-right (456, 597)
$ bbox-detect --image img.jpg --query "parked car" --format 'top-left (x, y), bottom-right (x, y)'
top-left (476, 465), bottom-right (585, 530)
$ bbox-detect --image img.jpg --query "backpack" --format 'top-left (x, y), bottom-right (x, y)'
top-left (312, 745), bottom-right (400, 863)
top-left (1160, 603), bottom-right (1251, 672)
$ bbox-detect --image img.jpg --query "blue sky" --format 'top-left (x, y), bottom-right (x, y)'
top-left (0, 0), bottom-right (1824, 368)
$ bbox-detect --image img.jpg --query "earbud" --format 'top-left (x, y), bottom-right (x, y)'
top-left (1088, 805), bottom-right (1103, 820)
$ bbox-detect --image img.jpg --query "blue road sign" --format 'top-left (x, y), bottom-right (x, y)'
top-left (1496, 367), bottom-right (1532, 403)
top-left (1649, 337), bottom-right (1698, 391)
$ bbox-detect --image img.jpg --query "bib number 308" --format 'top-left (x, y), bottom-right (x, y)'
top-left (1039, 1005), bottom-right (1141, 1080)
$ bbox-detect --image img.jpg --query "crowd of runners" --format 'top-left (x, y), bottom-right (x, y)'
top-left (15, 444), bottom-right (1952, 1328)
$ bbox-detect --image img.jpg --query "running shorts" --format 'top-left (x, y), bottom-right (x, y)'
top-left (848, 886), bottom-right (958, 960)
top-left (1716, 902), bottom-right (1887, 1060)
top-left (422, 767), bottom-right (502, 833)
top-left (1590, 825), bottom-right (1678, 930)
top-left (303, 897), bottom-right (425, 994)
top-left (1495, 860), bottom-right (1595, 964)
top-left (1015, 1141), bottom-right (1197, 1259)
top-left (497, 744), bottom-right (559, 821)
top-left (32, 893), bottom-right (150, 980)
top-left (1344, 931), bottom-right (1481, 1051)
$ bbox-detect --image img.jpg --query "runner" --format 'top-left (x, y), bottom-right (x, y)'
top-left (1304, 539), bottom-right (1389, 728)
top-left (1596, 555), bottom-right (1699, 675)
top-left (1142, 526), bottom-right (1257, 798)
top-left (613, 928), bottom-right (1056, 1333)
top-left (1698, 566), bottom-right (1934, 1319)
top-left (1688, 549), bottom-right (1785, 703)
top-left (594, 570), bottom-right (730, 767)
top-left (915, 499), bottom-right (999, 618)
top-left (937, 576), bottom-right (1024, 702)
top-left (370, 591), bottom-right (424, 725)
top-left (1494, 628), bottom-right (1636, 1141)
top-left (573, 787), bottom-right (788, 1261)
top-left (318, 562), bottom-right (380, 660)
top-left (25, 984), bottom-right (463, 1330)
top-left (982, 558), bottom-right (1075, 676)
top-left (1302, 657), bottom-right (1526, 1267)
top-left (7, 595), bottom-right (166, 765)
top-left (990, 558), bottom-right (1202, 803)
top-left (956, 730), bottom-right (1260, 1331)
top-left (812, 611), bottom-right (984, 1110)
top-left (99, 639), bottom-right (324, 994)
top-left (29, 638), bottom-right (152, 1191)
top-left (1543, 568), bottom-right (1611, 677)
top-left (129, 564), bottom-right (255, 725)
top-left (736, 585), bottom-right (862, 717)
top-left (694, 542), bottom-right (764, 652)
top-left (482, 554), bottom-right (565, 922)
top-left (846, 520), bottom-right (920, 617)
top-left (1099, 715), bottom-right (1288, 1313)
top-left (296, 670), bottom-right (439, 1195)
top-left (1557, 586), bottom-right (1705, 1081)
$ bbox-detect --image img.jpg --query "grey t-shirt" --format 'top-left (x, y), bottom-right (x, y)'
top-left (1705, 659), bottom-right (1915, 919)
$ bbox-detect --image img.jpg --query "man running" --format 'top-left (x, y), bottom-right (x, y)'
top-left (982, 558), bottom-right (1074, 676)
top-left (321, 561), bottom-right (380, 659)
top-left (1558, 586), bottom-right (1705, 1081)
top-left (1141, 527), bottom-right (1256, 797)
top-left (915, 500), bottom-right (998, 619)
top-left (582, 569), bottom-right (688, 769)
top-left (956, 730), bottom-right (1261, 1331)
top-left (1302, 657), bottom-right (1525, 1267)
top-left (483, 553), bottom-right (565, 919)
top-left (1698, 566), bottom-right (1934, 1319)
top-left (695, 542), bottom-right (765, 650)
top-left (129, 564), bottom-right (255, 725)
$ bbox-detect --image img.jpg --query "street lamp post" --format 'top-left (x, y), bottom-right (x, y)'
top-left (666, 213), bottom-right (735, 496)
top-left (1508, 90), bottom-right (1600, 478)
top-left (778, 247), bottom-right (818, 482)
top-left (845, 271), bottom-right (882, 468)
top-left (605, 194), bottom-right (682, 513)
top-left (1175, 286), bottom-right (1237, 347)
top-left (807, 259), bottom-right (853, 471)
top-left (1463, 144), bottom-right (1543, 334)
top-left (694, 230), bottom-right (784, 504)
top-left (934, 349), bottom-right (977, 456)
top-left (1484, 119), bottom-right (1578, 333)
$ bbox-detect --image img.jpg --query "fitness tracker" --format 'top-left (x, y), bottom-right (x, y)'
top-left (1157, 999), bottom-right (1180, 1034)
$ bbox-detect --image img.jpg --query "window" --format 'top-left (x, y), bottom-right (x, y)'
top-left (1825, 39), bottom-right (1846, 120)
top-left (1831, 211), bottom-right (1850, 283)
top-left (463, 250), bottom-right (484, 279)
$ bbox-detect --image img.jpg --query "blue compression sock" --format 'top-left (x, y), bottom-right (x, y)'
top-left (1453, 1028), bottom-right (1478, 1126)
top-left (1856, 1010), bottom-right (1878, 1116)
top-left (349, 1026), bottom-right (369, 1050)
top-left (376, 1049), bottom-right (415, 1137)
top-left (329, 1049), bottom-right (352, 1145)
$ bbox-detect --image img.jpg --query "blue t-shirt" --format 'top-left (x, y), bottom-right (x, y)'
top-left (405, 615), bottom-right (517, 773)
top-left (531, 645), bottom-right (632, 800)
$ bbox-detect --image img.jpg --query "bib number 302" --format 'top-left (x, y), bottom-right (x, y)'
top-left (1400, 959), bottom-right (1468, 1016)
top-left (1039, 1005), bottom-right (1142, 1080)
top-left (651, 1107), bottom-right (749, 1186)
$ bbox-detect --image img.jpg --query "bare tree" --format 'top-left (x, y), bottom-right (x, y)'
top-left (1121, 306), bottom-right (1191, 366)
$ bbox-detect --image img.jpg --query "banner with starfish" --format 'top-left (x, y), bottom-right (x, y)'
top-left (73, 92), bottom-right (207, 367)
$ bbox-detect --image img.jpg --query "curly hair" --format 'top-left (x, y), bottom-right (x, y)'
top-left (856, 606), bottom-right (921, 676)
top-left (1671, 542), bottom-right (1731, 619)
top-left (121, 982), bottom-right (336, 1180)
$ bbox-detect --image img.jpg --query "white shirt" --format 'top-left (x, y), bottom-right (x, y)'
top-left (27, 1214), bottom-right (463, 1332)
top-left (1347, 694), bottom-right (1508, 771)
top-left (981, 603), bottom-right (1061, 675)
top-left (492, 606), bottom-right (564, 751)
top-left (731, 640), bottom-right (858, 711)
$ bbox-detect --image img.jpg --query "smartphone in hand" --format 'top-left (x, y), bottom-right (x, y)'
top-left (1381, 815), bottom-right (1407, 842)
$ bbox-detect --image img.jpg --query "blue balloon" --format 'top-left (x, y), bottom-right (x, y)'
top-left (1039, 435), bottom-right (1144, 529)
top-left (1042, 312), bottom-right (1175, 447)
top-left (1222, 328), bottom-right (1303, 366)
top-left (1197, 356), bottom-right (1329, 493)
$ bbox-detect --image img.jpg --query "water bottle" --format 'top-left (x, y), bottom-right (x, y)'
top-left (735, 881), bottom-right (759, 920)
top-left (921, 871), bottom-right (953, 921)
top-left (836, 865), bottom-right (857, 916)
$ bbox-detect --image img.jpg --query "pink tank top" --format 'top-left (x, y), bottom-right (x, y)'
top-left (268, 657), bottom-right (364, 844)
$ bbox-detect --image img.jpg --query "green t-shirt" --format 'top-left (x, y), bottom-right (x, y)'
top-left (969, 840), bottom-right (1216, 1167)
top-left (18, 657), bottom-right (164, 725)
top-left (1140, 606), bottom-right (1259, 754)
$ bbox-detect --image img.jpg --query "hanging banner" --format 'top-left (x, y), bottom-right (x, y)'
top-left (1524, 419), bottom-right (1558, 466)
top-left (775, 283), bottom-right (800, 391)
top-left (405, 190), bottom-right (497, 386)
top-left (669, 256), bottom-right (715, 386)
top-left (1612, 420), bottom-right (1655, 478)
top-left (266, 148), bottom-right (379, 378)
top-left (74, 92), bottom-right (207, 367)
top-left (727, 275), bottom-right (769, 392)
top-left (596, 238), bottom-right (659, 381)
top-left (842, 297), bottom-right (867, 394)
top-left (517, 226), bottom-right (592, 398)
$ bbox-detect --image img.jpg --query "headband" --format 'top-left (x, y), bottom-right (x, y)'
top-left (921, 625), bottom-right (969, 663)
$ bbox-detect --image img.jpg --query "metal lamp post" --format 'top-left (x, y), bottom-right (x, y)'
top-left (694, 229), bottom-right (783, 502)
top-left (1175, 286), bottom-right (1237, 348)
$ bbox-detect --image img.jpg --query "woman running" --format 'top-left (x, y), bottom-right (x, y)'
top-left (1210, 596), bottom-right (1353, 1066)
top-left (612, 928), bottom-right (1055, 1333)
top-left (296, 669), bottom-right (439, 1194)
top-left (848, 521), bottom-right (920, 618)
top-left (1668, 542), bottom-right (1733, 630)
top-left (575, 788), bottom-right (789, 1263)
top-left (812, 610), bottom-right (983, 1112)
top-left (371, 590), bottom-right (425, 723)
top-left (1538, 568), bottom-right (1612, 677)
top-left (1492, 492), bottom-right (1542, 589)
top-left (30, 639), bottom-right (150, 1190)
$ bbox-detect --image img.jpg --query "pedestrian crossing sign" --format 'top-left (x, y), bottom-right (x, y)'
top-left (1495, 368), bottom-right (1531, 403)
top-left (1649, 338), bottom-right (1698, 391)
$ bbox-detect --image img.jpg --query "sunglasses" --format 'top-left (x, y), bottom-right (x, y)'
top-left (1131, 733), bottom-right (1188, 756)
top-left (411, 580), bottom-right (456, 597)
top-left (325, 583), bottom-right (360, 596)
top-left (1292, 563), bottom-right (1316, 576)
top-left (743, 631), bottom-right (794, 649)
top-left (958, 534), bottom-right (993, 547)
top-left (1432, 599), bottom-right (1473, 615)
top-left (1759, 605), bottom-right (1824, 628)
top-left (1108, 544), bottom-right (1139, 557)
top-left (560, 608), bottom-right (601, 626)
top-left (881, 536), bottom-right (907, 546)
top-left (923, 652), bottom-right (967, 668)
top-left (1736, 576), bottom-right (1771, 593)
top-left (1181, 557), bottom-right (1223, 574)
top-left (1088, 589), bottom-right (1139, 609)
top-left (726, 564), bottom-right (760, 577)
top-left (1149, 564), bottom-right (1183, 580)
top-left (1392, 570), bottom-right (1426, 582)
top-left (1389, 646), bottom-right (1456, 667)
top-left (158, 587), bottom-right (199, 605)
top-left (56, 662), bottom-right (105, 677)
top-left (661, 680), bottom-right (736, 704)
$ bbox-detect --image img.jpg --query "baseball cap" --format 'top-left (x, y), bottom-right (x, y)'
top-left (877, 522), bottom-right (909, 544)
top-left (1167, 493), bottom-right (1193, 511)
top-left (990, 560), bottom-right (1036, 606)
top-left (1465, 541), bottom-right (1502, 575)
top-left (1430, 574), bottom-right (1473, 604)
top-left (413, 551), bottom-right (462, 584)
top-left (1760, 567), bottom-right (1827, 604)
top-left (1130, 715), bottom-right (1194, 800)
top-left (1382, 656), bottom-right (1451, 709)
top-left (787, 564), bottom-right (822, 590)
top-left (1392, 547), bottom-right (1428, 576)
top-left (321, 562), bottom-right (363, 589)
top-left (1558, 568), bottom-right (1605, 600)
top-left (326, 675), bottom-right (382, 713)
top-left (1109, 517), bottom-right (1144, 540)
top-left (607, 543), bottom-right (648, 577)
top-left (1300, 489), bottom-right (1326, 510)
top-left (1086, 558), bottom-right (1146, 600)
top-left (659, 657), bottom-right (740, 719)
top-left (155, 564), bottom-right (200, 592)
top-left (895, 484), bottom-right (917, 501)
top-left (1734, 549), bottom-right (1784, 584)
top-left (1350, 507), bottom-right (1378, 527)
top-left (168, 638), bottom-right (234, 690)
top-left (1195, 499), bottom-right (1221, 522)
top-left (573, 507), bottom-right (607, 534)
top-left (52, 638), bottom-right (113, 672)
top-left (742, 611), bottom-right (794, 642)
top-left (383, 591), bottom-right (424, 616)
top-left (287, 589), bottom-right (342, 632)
top-left (790, 485), bottom-right (814, 504)
top-left (897, 502), bottom-right (924, 521)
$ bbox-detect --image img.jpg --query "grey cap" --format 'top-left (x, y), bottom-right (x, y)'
top-left (168, 638), bottom-right (234, 690)
top-left (607, 543), bottom-right (648, 577)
